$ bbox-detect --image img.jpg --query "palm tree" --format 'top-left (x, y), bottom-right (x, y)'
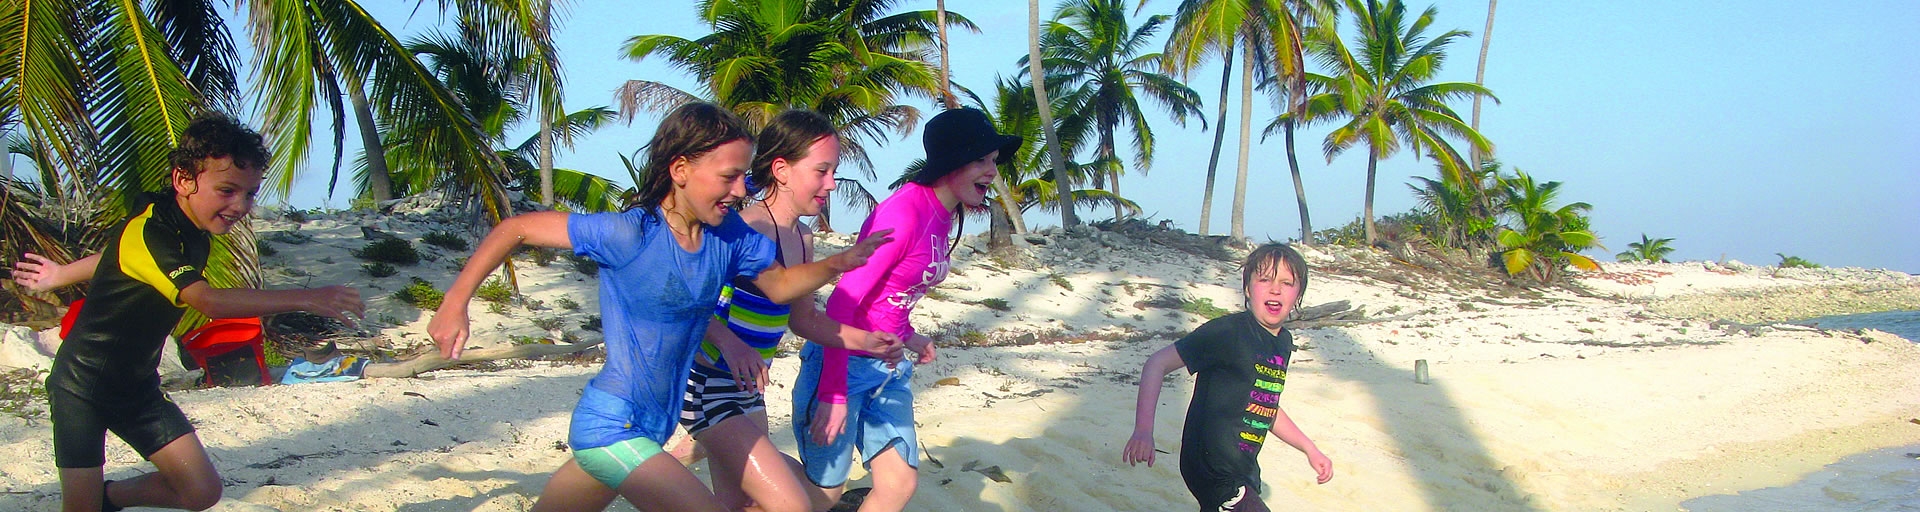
top-left (1616, 234), bottom-right (1675, 263)
top-left (1154, 0), bottom-right (1329, 241)
top-left (1406, 157), bottom-right (1501, 250)
top-left (1308, 0), bottom-right (1495, 245)
top-left (617, 0), bottom-right (960, 231)
top-left (1470, 0), bottom-right (1496, 171)
top-left (1494, 169), bottom-right (1599, 283)
top-left (382, 22), bottom-right (622, 213)
top-left (3, 0), bottom-right (256, 316)
top-left (907, 78), bottom-right (1133, 218)
top-left (1034, 0), bottom-right (1207, 223)
top-left (1031, 0), bottom-right (1079, 228)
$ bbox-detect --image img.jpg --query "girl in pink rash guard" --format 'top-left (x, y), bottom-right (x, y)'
top-left (790, 108), bottom-right (1019, 511)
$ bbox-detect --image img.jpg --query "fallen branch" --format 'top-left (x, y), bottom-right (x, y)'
top-left (363, 339), bottom-right (604, 378)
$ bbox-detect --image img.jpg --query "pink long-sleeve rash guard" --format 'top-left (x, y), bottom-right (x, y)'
top-left (815, 182), bottom-right (952, 403)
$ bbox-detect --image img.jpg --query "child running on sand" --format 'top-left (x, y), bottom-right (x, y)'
top-left (11, 114), bottom-right (364, 512)
top-left (790, 107), bottom-right (1014, 511)
top-left (545, 110), bottom-right (901, 512)
top-left (1124, 243), bottom-right (1334, 512)
top-left (426, 103), bottom-right (896, 512)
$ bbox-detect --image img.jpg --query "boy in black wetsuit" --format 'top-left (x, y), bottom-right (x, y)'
top-left (10, 114), bottom-right (363, 511)
top-left (1123, 243), bottom-right (1334, 512)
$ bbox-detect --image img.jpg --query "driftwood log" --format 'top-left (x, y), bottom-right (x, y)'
top-left (362, 339), bottom-right (604, 378)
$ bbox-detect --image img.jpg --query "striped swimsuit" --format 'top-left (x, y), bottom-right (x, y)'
top-left (680, 230), bottom-right (793, 434)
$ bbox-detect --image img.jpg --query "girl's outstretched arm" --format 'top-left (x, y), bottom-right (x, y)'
top-left (1124, 344), bottom-right (1187, 467)
top-left (1269, 405), bottom-right (1333, 484)
top-left (748, 229), bottom-right (893, 304)
top-left (429, 211), bottom-right (572, 359)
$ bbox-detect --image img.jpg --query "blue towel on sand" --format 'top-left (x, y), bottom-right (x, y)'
top-left (280, 354), bottom-right (370, 384)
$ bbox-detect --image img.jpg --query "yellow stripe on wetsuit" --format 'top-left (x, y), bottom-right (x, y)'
top-left (118, 204), bottom-right (188, 307)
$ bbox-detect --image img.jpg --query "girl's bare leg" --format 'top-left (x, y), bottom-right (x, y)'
top-left (696, 411), bottom-right (809, 512)
top-left (856, 447), bottom-right (916, 512)
top-left (530, 460), bottom-right (617, 512)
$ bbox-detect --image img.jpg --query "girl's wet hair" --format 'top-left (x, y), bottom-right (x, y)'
top-left (1242, 243), bottom-right (1309, 301)
top-left (749, 110), bottom-right (837, 200)
top-left (631, 102), bottom-right (755, 212)
top-left (170, 113), bottom-right (270, 178)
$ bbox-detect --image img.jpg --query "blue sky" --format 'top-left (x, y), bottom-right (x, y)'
top-left (254, 0), bottom-right (1918, 273)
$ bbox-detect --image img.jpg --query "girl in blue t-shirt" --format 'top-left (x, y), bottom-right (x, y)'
top-left (427, 103), bottom-right (895, 512)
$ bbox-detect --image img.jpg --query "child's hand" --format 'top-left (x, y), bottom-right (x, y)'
top-left (904, 334), bottom-right (936, 365)
top-left (427, 305), bottom-right (471, 360)
top-left (306, 285), bottom-right (365, 326)
top-left (11, 253), bottom-right (66, 292)
top-left (808, 399), bottom-right (847, 446)
top-left (716, 338), bottom-right (770, 393)
top-left (859, 330), bottom-right (905, 363)
top-left (1308, 449), bottom-right (1333, 484)
top-left (1123, 429), bottom-right (1157, 467)
top-left (826, 228), bottom-right (895, 272)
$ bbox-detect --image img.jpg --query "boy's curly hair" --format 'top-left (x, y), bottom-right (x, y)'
top-left (169, 113), bottom-right (270, 176)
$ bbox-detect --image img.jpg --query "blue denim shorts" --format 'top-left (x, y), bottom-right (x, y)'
top-left (790, 343), bottom-right (918, 487)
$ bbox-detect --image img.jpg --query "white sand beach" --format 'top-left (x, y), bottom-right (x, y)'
top-left (2, 205), bottom-right (1916, 511)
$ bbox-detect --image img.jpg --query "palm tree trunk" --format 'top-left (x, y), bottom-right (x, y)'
top-left (1099, 126), bottom-right (1121, 222)
top-left (537, 0), bottom-right (556, 207)
top-left (1031, 0), bottom-right (1077, 228)
top-left (1285, 119), bottom-right (1310, 243)
top-left (1363, 152), bottom-right (1379, 245)
top-left (1197, 43), bottom-right (1233, 236)
top-left (1229, 46), bottom-right (1254, 242)
top-left (937, 0), bottom-right (956, 109)
top-left (950, 0), bottom-right (1025, 242)
top-left (347, 81), bottom-right (393, 202)
top-left (1470, 0), bottom-right (1497, 172)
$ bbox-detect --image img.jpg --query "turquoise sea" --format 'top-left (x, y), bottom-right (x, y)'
top-left (1681, 310), bottom-right (1920, 512)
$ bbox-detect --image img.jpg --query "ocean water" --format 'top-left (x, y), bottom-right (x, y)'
top-left (1680, 310), bottom-right (1920, 511)
top-left (1793, 310), bottom-right (1920, 343)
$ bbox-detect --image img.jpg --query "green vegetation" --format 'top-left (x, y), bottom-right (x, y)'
top-left (581, 315), bottom-right (603, 332)
top-left (1048, 272), bottom-right (1074, 291)
top-left (1776, 253), bottom-right (1822, 269)
top-left (1178, 296), bottom-right (1230, 319)
top-left (363, 262), bottom-right (398, 278)
top-left (1617, 234), bottom-right (1677, 263)
top-left (476, 277), bottom-right (515, 304)
top-left (353, 238), bottom-right (421, 266)
top-left (393, 277), bottom-right (445, 310)
top-left (522, 247), bottom-right (559, 267)
top-left (1494, 170), bottom-right (1601, 282)
top-left (974, 298), bottom-right (1012, 312)
top-left (421, 230), bottom-right (469, 251)
top-left (556, 297), bottom-right (581, 311)
top-left (255, 240), bottom-right (278, 257)
top-left (532, 316), bottom-right (566, 331)
top-left (0, 368), bottom-right (48, 420)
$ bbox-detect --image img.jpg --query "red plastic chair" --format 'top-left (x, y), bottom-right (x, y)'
top-left (59, 298), bottom-right (85, 339)
top-left (181, 317), bottom-right (270, 387)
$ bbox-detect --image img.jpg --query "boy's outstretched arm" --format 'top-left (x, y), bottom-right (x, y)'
top-left (1270, 404), bottom-right (1333, 484)
top-left (428, 211), bottom-right (572, 360)
top-left (1124, 344), bottom-right (1186, 467)
top-left (11, 253), bottom-right (100, 291)
top-left (179, 281), bottom-right (362, 324)
top-left (749, 228), bottom-right (894, 304)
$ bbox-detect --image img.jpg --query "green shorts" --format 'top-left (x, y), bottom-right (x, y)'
top-left (573, 437), bottom-right (665, 489)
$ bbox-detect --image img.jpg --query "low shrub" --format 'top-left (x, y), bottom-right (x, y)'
top-left (393, 277), bottom-right (444, 310)
top-left (353, 238), bottom-right (420, 265)
top-left (422, 230), bottom-right (469, 251)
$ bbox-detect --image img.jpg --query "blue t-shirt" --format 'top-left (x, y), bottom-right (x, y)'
top-left (569, 207), bottom-right (775, 444)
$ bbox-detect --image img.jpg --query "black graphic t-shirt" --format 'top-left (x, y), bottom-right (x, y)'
top-left (51, 192), bottom-right (209, 393)
top-left (1174, 311), bottom-right (1294, 509)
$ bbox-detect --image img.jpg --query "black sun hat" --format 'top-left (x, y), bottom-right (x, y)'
top-left (912, 108), bottom-right (1023, 185)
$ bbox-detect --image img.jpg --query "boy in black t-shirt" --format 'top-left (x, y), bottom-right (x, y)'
top-left (12, 114), bottom-right (363, 511)
top-left (1124, 243), bottom-right (1333, 512)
